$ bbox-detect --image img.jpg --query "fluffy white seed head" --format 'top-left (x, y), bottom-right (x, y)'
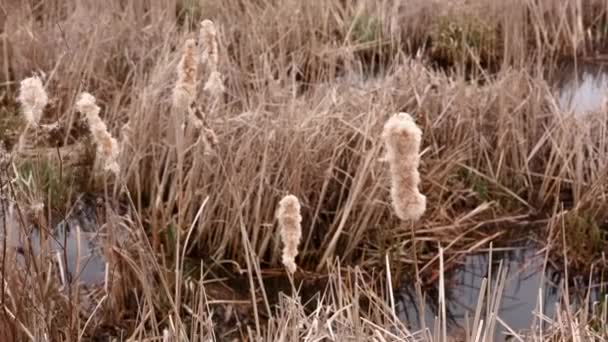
top-left (173, 38), bottom-right (199, 113)
top-left (276, 194), bottom-right (302, 274)
top-left (199, 20), bottom-right (218, 72)
top-left (199, 20), bottom-right (224, 98)
top-left (76, 92), bottom-right (120, 175)
top-left (18, 76), bottom-right (48, 126)
top-left (382, 112), bottom-right (426, 221)
top-left (203, 71), bottom-right (225, 97)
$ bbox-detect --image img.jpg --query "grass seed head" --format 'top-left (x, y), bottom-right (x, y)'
top-left (18, 76), bottom-right (48, 126)
top-left (277, 194), bottom-right (302, 274)
top-left (382, 112), bottom-right (426, 222)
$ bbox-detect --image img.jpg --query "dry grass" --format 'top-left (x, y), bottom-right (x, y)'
top-left (1, 0), bottom-right (608, 340)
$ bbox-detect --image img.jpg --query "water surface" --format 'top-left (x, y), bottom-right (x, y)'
top-left (397, 244), bottom-right (600, 340)
top-left (555, 61), bottom-right (608, 115)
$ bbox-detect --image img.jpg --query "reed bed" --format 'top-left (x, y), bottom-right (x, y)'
top-left (1, 0), bottom-right (608, 340)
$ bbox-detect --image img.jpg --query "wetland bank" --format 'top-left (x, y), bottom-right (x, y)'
top-left (1, 0), bottom-right (608, 340)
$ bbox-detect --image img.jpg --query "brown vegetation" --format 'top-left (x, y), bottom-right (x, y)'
top-left (1, 0), bottom-right (608, 340)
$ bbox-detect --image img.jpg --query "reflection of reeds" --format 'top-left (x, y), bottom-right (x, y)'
top-left (383, 113), bottom-right (426, 222)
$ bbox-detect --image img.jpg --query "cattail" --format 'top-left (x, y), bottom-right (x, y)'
top-left (199, 20), bottom-right (224, 96)
top-left (199, 20), bottom-right (218, 72)
top-left (203, 71), bottom-right (225, 97)
top-left (17, 76), bottom-right (48, 126)
top-left (276, 194), bottom-right (302, 274)
top-left (382, 113), bottom-right (426, 221)
top-left (173, 38), bottom-right (199, 113)
top-left (76, 92), bottom-right (120, 176)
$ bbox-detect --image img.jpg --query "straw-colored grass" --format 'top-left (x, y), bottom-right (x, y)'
top-left (1, 0), bottom-right (608, 340)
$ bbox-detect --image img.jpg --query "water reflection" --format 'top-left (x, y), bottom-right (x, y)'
top-left (397, 244), bottom-right (599, 340)
top-left (555, 61), bottom-right (608, 115)
top-left (0, 196), bottom-right (108, 286)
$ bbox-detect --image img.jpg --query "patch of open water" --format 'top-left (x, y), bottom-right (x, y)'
top-left (555, 61), bottom-right (608, 115)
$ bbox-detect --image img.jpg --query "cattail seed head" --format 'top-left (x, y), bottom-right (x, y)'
top-left (199, 20), bottom-right (224, 97)
top-left (203, 71), bottom-right (225, 97)
top-left (382, 113), bottom-right (426, 221)
top-left (76, 92), bottom-right (120, 175)
top-left (173, 38), bottom-right (199, 113)
top-left (18, 76), bottom-right (48, 126)
top-left (276, 194), bottom-right (302, 274)
top-left (199, 20), bottom-right (218, 72)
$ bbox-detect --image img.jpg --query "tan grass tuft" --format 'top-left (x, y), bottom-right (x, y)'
top-left (76, 92), bottom-right (120, 176)
top-left (276, 194), bottom-right (302, 274)
top-left (17, 76), bottom-right (48, 126)
top-left (173, 39), bottom-right (199, 113)
top-left (382, 112), bottom-right (426, 222)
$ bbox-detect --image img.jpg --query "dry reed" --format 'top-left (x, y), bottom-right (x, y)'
top-left (4, 1), bottom-right (608, 339)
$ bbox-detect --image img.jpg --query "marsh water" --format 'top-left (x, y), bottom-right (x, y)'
top-left (0, 196), bottom-right (108, 286)
top-left (555, 60), bottom-right (608, 115)
top-left (395, 245), bottom-right (592, 340)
